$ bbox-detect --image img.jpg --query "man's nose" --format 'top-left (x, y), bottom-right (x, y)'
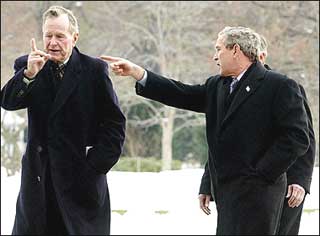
top-left (213, 54), bottom-right (218, 61)
top-left (49, 37), bottom-right (58, 45)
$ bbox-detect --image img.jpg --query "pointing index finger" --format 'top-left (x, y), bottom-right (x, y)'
top-left (31, 38), bottom-right (37, 52)
top-left (100, 55), bottom-right (121, 62)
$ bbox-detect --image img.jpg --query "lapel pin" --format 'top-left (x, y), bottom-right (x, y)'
top-left (246, 86), bottom-right (250, 92)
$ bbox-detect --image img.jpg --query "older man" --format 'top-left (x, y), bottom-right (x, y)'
top-left (258, 35), bottom-right (316, 235)
top-left (100, 26), bottom-right (309, 234)
top-left (1, 5), bottom-right (126, 235)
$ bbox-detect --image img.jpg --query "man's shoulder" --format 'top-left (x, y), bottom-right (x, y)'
top-left (206, 74), bottom-right (220, 83)
top-left (77, 50), bottom-right (107, 71)
top-left (264, 69), bottom-right (301, 93)
top-left (14, 54), bottom-right (29, 65)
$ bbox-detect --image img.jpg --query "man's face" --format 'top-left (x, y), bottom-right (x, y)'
top-left (213, 36), bottom-right (236, 76)
top-left (43, 14), bottom-right (78, 63)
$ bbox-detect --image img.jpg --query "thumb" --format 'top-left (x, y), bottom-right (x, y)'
top-left (286, 185), bottom-right (292, 198)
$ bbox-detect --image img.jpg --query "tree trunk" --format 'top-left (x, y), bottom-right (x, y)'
top-left (161, 107), bottom-right (175, 170)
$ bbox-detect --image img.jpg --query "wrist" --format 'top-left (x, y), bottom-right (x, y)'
top-left (132, 65), bottom-right (145, 81)
top-left (24, 69), bottom-right (35, 80)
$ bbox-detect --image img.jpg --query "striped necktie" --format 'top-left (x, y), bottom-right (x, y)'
top-left (53, 63), bottom-right (65, 80)
top-left (229, 78), bottom-right (239, 94)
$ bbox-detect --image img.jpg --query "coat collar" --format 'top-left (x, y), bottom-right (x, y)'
top-left (49, 47), bottom-right (82, 121)
top-left (220, 61), bottom-right (267, 128)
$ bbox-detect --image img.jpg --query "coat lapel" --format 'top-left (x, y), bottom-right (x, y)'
top-left (217, 77), bottom-right (230, 129)
top-left (221, 62), bottom-right (266, 127)
top-left (49, 47), bottom-right (82, 121)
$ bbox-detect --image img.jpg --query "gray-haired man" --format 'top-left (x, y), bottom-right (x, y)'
top-left (100, 26), bottom-right (309, 234)
top-left (259, 34), bottom-right (316, 235)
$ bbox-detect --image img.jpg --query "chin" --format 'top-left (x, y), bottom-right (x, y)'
top-left (51, 57), bottom-right (63, 63)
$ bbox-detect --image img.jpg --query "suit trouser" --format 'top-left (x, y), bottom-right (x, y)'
top-left (45, 160), bottom-right (68, 235)
top-left (277, 197), bottom-right (305, 235)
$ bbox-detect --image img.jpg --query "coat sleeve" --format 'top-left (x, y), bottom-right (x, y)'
top-left (199, 161), bottom-right (214, 201)
top-left (135, 70), bottom-right (207, 113)
top-left (286, 85), bottom-right (316, 193)
top-left (256, 75), bottom-right (310, 183)
top-left (1, 55), bottom-right (35, 110)
top-left (86, 61), bottom-right (126, 174)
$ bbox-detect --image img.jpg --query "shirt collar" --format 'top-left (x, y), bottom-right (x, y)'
top-left (58, 57), bottom-right (70, 66)
top-left (235, 68), bottom-right (247, 81)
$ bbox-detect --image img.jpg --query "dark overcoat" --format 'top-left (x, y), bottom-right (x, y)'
top-left (135, 62), bottom-right (309, 235)
top-left (1, 47), bottom-right (126, 235)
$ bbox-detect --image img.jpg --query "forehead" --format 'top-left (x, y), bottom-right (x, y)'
top-left (43, 14), bottom-right (70, 33)
top-left (214, 35), bottom-right (226, 48)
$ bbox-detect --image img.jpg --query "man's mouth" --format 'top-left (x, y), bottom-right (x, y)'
top-left (49, 49), bottom-right (60, 53)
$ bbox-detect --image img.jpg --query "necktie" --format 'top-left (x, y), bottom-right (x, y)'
top-left (51, 63), bottom-right (65, 95)
top-left (52, 63), bottom-right (65, 80)
top-left (229, 78), bottom-right (239, 94)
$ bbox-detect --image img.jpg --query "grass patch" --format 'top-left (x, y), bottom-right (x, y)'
top-left (111, 157), bottom-right (182, 172)
top-left (303, 209), bottom-right (319, 214)
top-left (112, 209), bottom-right (127, 215)
top-left (154, 210), bottom-right (169, 215)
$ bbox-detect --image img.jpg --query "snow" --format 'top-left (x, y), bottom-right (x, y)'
top-left (1, 167), bottom-right (319, 235)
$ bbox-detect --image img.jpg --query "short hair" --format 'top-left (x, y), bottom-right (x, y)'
top-left (218, 26), bottom-right (260, 62)
top-left (258, 34), bottom-right (268, 56)
top-left (42, 5), bottom-right (79, 34)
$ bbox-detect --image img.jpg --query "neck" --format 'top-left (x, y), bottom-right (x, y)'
top-left (234, 61), bottom-right (252, 77)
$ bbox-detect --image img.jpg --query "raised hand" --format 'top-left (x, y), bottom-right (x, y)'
top-left (24, 38), bottom-right (51, 79)
top-left (100, 55), bottom-right (145, 81)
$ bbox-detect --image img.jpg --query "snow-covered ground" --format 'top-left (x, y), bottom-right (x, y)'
top-left (1, 167), bottom-right (319, 235)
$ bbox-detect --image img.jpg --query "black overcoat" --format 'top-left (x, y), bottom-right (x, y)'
top-left (135, 62), bottom-right (309, 235)
top-left (1, 47), bottom-right (126, 235)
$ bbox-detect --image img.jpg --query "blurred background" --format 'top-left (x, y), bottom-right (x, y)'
top-left (1, 0), bottom-right (319, 175)
top-left (1, 1), bottom-right (319, 235)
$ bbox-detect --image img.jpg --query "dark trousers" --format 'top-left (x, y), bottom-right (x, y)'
top-left (278, 197), bottom-right (305, 235)
top-left (45, 164), bottom-right (68, 235)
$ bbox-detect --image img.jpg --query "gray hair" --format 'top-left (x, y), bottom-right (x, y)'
top-left (42, 5), bottom-right (79, 34)
top-left (218, 26), bottom-right (260, 62)
top-left (258, 34), bottom-right (268, 56)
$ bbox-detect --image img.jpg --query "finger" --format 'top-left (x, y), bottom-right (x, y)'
top-left (100, 55), bottom-right (121, 62)
top-left (205, 196), bottom-right (211, 208)
top-left (293, 191), bottom-right (305, 207)
top-left (286, 185), bottom-right (292, 198)
top-left (31, 38), bottom-right (37, 52)
top-left (109, 63), bottom-right (120, 70)
top-left (201, 207), bottom-right (211, 215)
top-left (31, 50), bottom-right (51, 58)
top-left (290, 196), bottom-right (301, 208)
top-left (113, 69), bottom-right (124, 76)
top-left (114, 61), bottom-right (129, 68)
top-left (288, 188), bottom-right (299, 207)
top-left (29, 57), bottom-right (46, 65)
top-left (288, 192), bottom-right (296, 206)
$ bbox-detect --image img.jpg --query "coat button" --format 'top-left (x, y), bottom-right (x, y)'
top-left (37, 145), bottom-right (42, 153)
top-left (37, 176), bottom-right (41, 182)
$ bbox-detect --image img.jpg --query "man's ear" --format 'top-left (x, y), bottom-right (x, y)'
top-left (233, 44), bottom-right (241, 56)
top-left (72, 33), bottom-right (79, 47)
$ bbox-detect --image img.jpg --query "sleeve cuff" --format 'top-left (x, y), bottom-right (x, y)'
top-left (23, 76), bottom-right (35, 85)
top-left (137, 70), bottom-right (147, 86)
